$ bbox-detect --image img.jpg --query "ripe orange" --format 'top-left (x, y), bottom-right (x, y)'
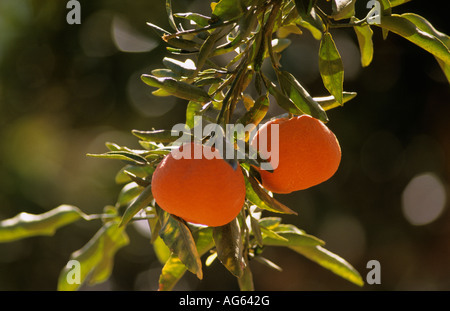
top-left (251, 115), bottom-right (341, 194)
top-left (151, 142), bottom-right (246, 227)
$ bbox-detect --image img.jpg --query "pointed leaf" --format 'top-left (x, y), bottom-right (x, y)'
top-left (158, 209), bottom-right (202, 279)
top-left (314, 91), bottom-right (357, 111)
top-left (158, 227), bottom-right (214, 291)
top-left (141, 75), bottom-right (212, 102)
top-left (289, 245), bottom-right (364, 287)
top-left (353, 18), bottom-right (374, 67)
top-left (211, 0), bottom-right (244, 21)
top-left (238, 260), bottom-right (254, 291)
top-left (378, 14), bottom-right (450, 65)
top-left (174, 12), bottom-right (211, 27)
top-left (294, 0), bottom-right (316, 18)
top-left (166, 0), bottom-right (178, 32)
top-left (278, 70), bottom-right (328, 122)
top-left (163, 57), bottom-right (197, 77)
top-left (262, 224), bottom-right (324, 247)
top-left (0, 205), bottom-right (85, 243)
top-left (57, 221), bottom-right (129, 290)
top-left (245, 174), bottom-right (297, 215)
top-left (119, 185), bottom-right (154, 227)
top-left (87, 151), bottom-right (148, 166)
top-left (153, 236), bottom-right (171, 265)
top-left (213, 218), bottom-right (245, 278)
top-left (331, 0), bottom-right (356, 21)
top-left (116, 182), bottom-right (143, 208)
top-left (132, 129), bottom-right (189, 143)
top-left (319, 32), bottom-right (344, 105)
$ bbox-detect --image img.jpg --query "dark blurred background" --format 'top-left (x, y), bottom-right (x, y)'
top-left (0, 0), bottom-right (449, 291)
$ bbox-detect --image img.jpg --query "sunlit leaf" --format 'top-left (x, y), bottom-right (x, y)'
top-left (290, 245), bottom-right (364, 287)
top-left (158, 209), bottom-right (203, 279)
top-left (163, 57), bottom-right (197, 77)
top-left (211, 0), bottom-right (244, 21)
top-left (254, 256), bottom-right (283, 272)
top-left (319, 32), bottom-right (344, 105)
top-left (158, 227), bottom-right (214, 291)
top-left (153, 236), bottom-right (171, 265)
top-left (115, 164), bottom-right (155, 184)
top-left (166, 0), bottom-right (178, 32)
top-left (116, 182), bottom-right (143, 208)
top-left (352, 18), bottom-right (374, 67)
top-left (213, 218), bottom-right (245, 277)
top-left (87, 151), bottom-right (148, 166)
top-left (0, 205), bottom-right (86, 243)
top-left (314, 91), bottom-right (357, 111)
top-left (119, 185), bottom-right (153, 227)
top-left (132, 129), bottom-right (189, 143)
top-left (378, 14), bottom-right (450, 65)
top-left (57, 221), bottom-right (129, 290)
top-left (278, 70), bottom-right (328, 122)
top-left (294, 0), bottom-right (316, 18)
top-left (174, 12), bottom-right (211, 27)
top-left (262, 224), bottom-right (324, 247)
top-left (141, 75), bottom-right (212, 102)
top-left (331, 0), bottom-right (356, 21)
top-left (244, 173), bottom-right (298, 215)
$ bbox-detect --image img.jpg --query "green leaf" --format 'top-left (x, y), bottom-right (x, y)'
top-left (116, 182), bottom-right (143, 208)
top-left (238, 259), bottom-right (254, 291)
top-left (294, 0), bottom-right (316, 18)
top-left (296, 9), bottom-right (325, 40)
top-left (115, 164), bottom-right (154, 184)
top-left (264, 77), bottom-right (303, 115)
top-left (87, 151), bottom-right (148, 166)
top-left (158, 227), bottom-right (214, 291)
top-left (236, 94), bottom-right (269, 139)
top-left (290, 245), bottom-right (364, 287)
top-left (278, 70), bottom-right (329, 122)
top-left (390, 0), bottom-right (411, 7)
top-left (163, 57), bottom-right (197, 77)
top-left (258, 217), bottom-right (282, 230)
top-left (132, 129), bottom-right (189, 143)
top-left (352, 18), bottom-right (374, 67)
top-left (151, 68), bottom-right (180, 79)
top-left (254, 256), bottom-right (283, 272)
top-left (262, 224), bottom-right (325, 247)
top-left (174, 12), bottom-right (211, 27)
top-left (436, 57), bottom-right (450, 84)
top-left (158, 209), bottom-right (203, 279)
top-left (0, 205), bottom-right (85, 243)
top-left (141, 75), bottom-right (212, 102)
top-left (314, 91), bottom-right (357, 111)
top-left (153, 236), bottom-right (172, 265)
top-left (166, 0), bottom-right (178, 32)
top-left (319, 32), bottom-right (344, 105)
top-left (249, 215), bottom-right (263, 247)
top-left (213, 218), bottom-right (245, 278)
top-left (378, 14), bottom-right (450, 65)
top-left (331, 0), bottom-right (356, 21)
top-left (119, 184), bottom-right (154, 227)
top-left (57, 221), bottom-right (129, 290)
top-left (146, 22), bottom-right (201, 51)
top-left (211, 0), bottom-right (244, 21)
top-left (244, 173), bottom-right (298, 215)
top-left (186, 101), bottom-right (203, 128)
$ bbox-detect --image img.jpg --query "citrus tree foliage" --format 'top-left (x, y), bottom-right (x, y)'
top-left (1, 0), bottom-right (449, 291)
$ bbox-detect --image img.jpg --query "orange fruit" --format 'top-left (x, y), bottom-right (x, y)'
top-left (151, 142), bottom-right (246, 227)
top-left (251, 115), bottom-right (341, 194)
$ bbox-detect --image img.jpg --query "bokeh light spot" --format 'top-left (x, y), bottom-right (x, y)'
top-left (401, 172), bottom-right (447, 226)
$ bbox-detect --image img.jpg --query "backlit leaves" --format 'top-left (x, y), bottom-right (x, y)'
top-left (0, 205), bottom-right (85, 243)
top-left (319, 32), bottom-right (344, 105)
